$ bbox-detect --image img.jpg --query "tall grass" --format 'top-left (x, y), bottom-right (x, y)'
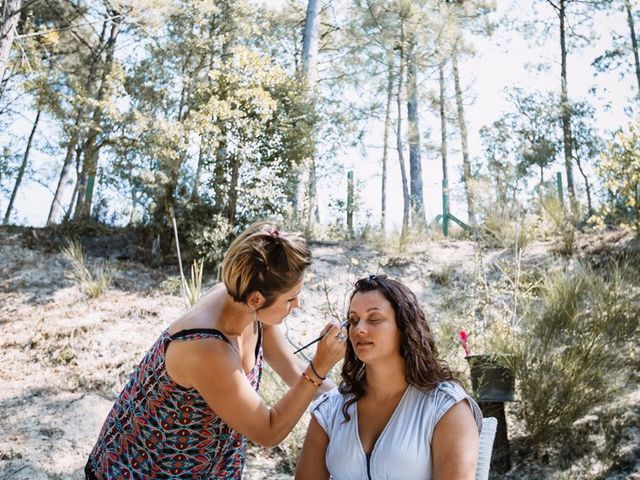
top-left (61, 238), bottom-right (112, 298)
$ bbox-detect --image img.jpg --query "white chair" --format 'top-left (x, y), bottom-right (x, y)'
top-left (476, 417), bottom-right (498, 480)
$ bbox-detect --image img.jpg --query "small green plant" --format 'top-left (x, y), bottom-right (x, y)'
top-left (182, 259), bottom-right (204, 307)
top-left (61, 238), bottom-right (112, 298)
top-left (159, 275), bottom-right (183, 296)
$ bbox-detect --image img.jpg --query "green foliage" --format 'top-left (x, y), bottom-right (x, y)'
top-left (180, 204), bottom-right (234, 266)
top-left (598, 121), bottom-right (640, 237)
top-left (508, 266), bottom-right (640, 445)
top-left (60, 238), bottom-right (113, 298)
top-left (159, 275), bottom-right (183, 296)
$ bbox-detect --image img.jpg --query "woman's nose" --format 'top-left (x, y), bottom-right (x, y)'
top-left (351, 322), bottom-right (366, 336)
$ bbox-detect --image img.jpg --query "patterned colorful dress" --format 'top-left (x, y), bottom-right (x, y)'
top-left (85, 325), bottom-right (263, 479)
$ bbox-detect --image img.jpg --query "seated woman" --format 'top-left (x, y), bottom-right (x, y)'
top-left (295, 274), bottom-right (482, 480)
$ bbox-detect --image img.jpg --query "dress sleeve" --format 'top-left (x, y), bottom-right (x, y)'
top-left (433, 382), bottom-right (483, 433)
top-left (310, 388), bottom-right (342, 435)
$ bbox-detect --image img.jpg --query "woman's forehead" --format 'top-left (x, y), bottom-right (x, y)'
top-left (349, 290), bottom-right (392, 312)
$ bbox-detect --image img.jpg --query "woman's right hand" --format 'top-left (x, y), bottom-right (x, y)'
top-left (311, 322), bottom-right (347, 377)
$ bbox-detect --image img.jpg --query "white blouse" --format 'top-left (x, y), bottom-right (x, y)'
top-left (311, 382), bottom-right (483, 480)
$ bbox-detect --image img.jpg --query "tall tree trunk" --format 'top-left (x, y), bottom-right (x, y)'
top-left (556, 0), bottom-right (576, 206)
top-left (64, 147), bottom-right (83, 222)
top-left (452, 49), bottom-right (476, 228)
top-left (381, 53), bottom-right (394, 231)
top-left (47, 116), bottom-right (83, 225)
top-left (625, 0), bottom-right (640, 98)
top-left (574, 155), bottom-right (593, 216)
top-left (0, 0), bottom-right (21, 87)
top-left (396, 20), bottom-right (409, 242)
top-left (301, 0), bottom-right (320, 87)
top-left (3, 108), bottom-right (40, 225)
top-left (300, 0), bottom-right (321, 233)
top-left (439, 64), bottom-right (449, 236)
top-left (406, 39), bottom-right (424, 224)
top-left (74, 10), bottom-right (121, 220)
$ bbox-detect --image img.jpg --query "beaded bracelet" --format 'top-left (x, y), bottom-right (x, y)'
top-left (309, 360), bottom-right (327, 381)
top-left (302, 371), bottom-right (322, 387)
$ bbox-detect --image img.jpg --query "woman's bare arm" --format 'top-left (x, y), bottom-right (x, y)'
top-left (431, 400), bottom-right (480, 480)
top-left (263, 324), bottom-right (336, 396)
top-left (168, 323), bottom-right (344, 448)
top-left (295, 416), bottom-right (331, 480)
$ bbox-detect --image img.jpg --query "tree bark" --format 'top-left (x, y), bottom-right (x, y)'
top-left (396, 20), bottom-right (409, 242)
top-left (439, 64), bottom-right (449, 236)
top-left (3, 108), bottom-right (40, 225)
top-left (625, 0), bottom-right (640, 98)
top-left (191, 137), bottom-right (205, 201)
top-left (0, 0), bottom-right (21, 87)
top-left (47, 112), bottom-right (86, 224)
top-left (74, 10), bottom-right (121, 220)
top-left (381, 53), bottom-right (394, 231)
top-left (301, 0), bottom-right (320, 87)
top-left (557, 0), bottom-right (576, 206)
top-left (452, 49), bottom-right (476, 228)
top-left (406, 38), bottom-right (424, 224)
top-left (574, 154), bottom-right (593, 216)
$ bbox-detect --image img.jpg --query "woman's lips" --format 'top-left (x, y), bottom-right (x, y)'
top-left (355, 340), bottom-right (373, 348)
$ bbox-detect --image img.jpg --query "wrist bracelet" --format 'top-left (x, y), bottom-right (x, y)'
top-left (302, 371), bottom-right (322, 387)
top-left (309, 360), bottom-right (327, 381)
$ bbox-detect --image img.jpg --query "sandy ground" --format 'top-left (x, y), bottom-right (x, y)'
top-left (0, 228), bottom-right (638, 479)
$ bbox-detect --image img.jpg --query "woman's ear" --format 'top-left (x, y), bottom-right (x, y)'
top-left (247, 291), bottom-right (265, 311)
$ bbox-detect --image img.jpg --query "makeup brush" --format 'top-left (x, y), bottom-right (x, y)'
top-left (293, 319), bottom-right (349, 354)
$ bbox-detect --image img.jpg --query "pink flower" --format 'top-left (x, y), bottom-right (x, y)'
top-left (458, 330), bottom-right (470, 356)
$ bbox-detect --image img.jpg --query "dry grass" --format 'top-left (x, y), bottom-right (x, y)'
top-left (60, 238), bottom-right (113, 298)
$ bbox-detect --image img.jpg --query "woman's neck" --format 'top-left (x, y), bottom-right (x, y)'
top-left (194, 287), bottom-right (255, 337)
top-left (218, 293), bottom-right (255, 336)
top-left (365, 358), bottom-right (408, 399)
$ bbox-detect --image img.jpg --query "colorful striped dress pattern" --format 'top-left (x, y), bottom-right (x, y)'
top-left (86, 326), bottom-right (263, 479)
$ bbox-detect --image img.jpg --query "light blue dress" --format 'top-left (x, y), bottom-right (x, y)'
top-left (311, 382), bottom-right (483, 480)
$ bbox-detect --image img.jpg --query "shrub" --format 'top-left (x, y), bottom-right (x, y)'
top-left (61, 238), bottom-right (113, 298)
top-left (184, 211), bottom-right (233, 268)
top-left (480, 206), bottom-right (533, 251)
top-left (538, 193), bottom-right (579, 257)
top-left (508, 266), bottom-right (640, 445)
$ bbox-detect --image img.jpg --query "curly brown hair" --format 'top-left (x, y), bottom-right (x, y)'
top-left (339, 274), bottom-right (456, 421)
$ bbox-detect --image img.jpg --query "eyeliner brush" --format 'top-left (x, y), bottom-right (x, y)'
top-left (293, 320), bottom-right (349, 355)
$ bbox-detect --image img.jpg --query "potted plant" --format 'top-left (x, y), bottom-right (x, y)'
top-left (458, 330), bottom-right (515, 402)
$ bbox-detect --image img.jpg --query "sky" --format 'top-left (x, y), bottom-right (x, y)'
top-left (1, 0), bottom-right (636, 230)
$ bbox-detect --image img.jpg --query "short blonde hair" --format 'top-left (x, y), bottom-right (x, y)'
top-left (221, 222), bottom-right (312, 307)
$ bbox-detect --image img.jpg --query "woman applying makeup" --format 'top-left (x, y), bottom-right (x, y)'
top-left (86, 223), bottom-right (346, 479)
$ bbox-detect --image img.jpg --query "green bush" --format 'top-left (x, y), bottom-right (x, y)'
top-left (508, 266), bottom-right (639, 445)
